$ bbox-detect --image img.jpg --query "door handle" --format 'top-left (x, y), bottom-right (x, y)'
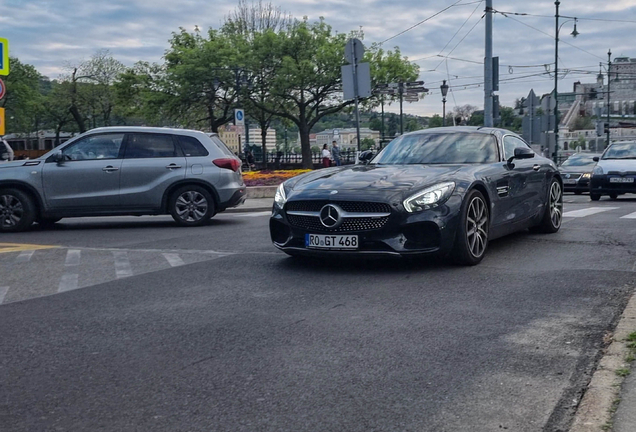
top-left (533, 164), bottom-right (540, 171)
top-left (166, 164), bottom-right (182, 170)
top-left (102, 166), bottom-right (119, 172)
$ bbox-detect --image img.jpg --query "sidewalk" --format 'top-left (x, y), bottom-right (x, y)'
top-left (614, 371), bottom-right (636, 431)
top-left (225, 197), bottom-right (273, 213)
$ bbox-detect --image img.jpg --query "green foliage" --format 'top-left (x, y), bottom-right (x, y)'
top-left (360, 137), bottom-right (376, 151)
top-left (1, 57), bottom-right (44, 135)
top-left (428, 114), bottom-right (443, 128)
top-left (572, 116), bottom-right (594, 131)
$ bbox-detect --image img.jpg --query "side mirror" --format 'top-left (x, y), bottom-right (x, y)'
top-left (507, 147), bottom-right (534, 165)
top-left (53, 152), bottom-right (66, 164)
top-left (358, 150), bottom-right (374, 164)
top-left (593, 156), bottom-right (599, 162)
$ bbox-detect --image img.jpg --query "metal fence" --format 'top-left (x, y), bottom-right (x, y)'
top-left (248, 150), bottom-right (361, 168)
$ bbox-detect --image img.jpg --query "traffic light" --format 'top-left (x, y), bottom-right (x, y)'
top-left (604, 122), bottom-right (610, 134)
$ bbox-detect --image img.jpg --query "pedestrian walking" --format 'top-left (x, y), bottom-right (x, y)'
top-left (321, 144), bottom-right (331, 168)
top-left (246, 151), bottom-right (255, 170)
top-left (331, 140), bottom-right (341, 166)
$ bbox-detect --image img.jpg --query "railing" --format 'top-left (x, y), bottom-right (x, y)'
top-left (248, 150), bottom-right (362, 168)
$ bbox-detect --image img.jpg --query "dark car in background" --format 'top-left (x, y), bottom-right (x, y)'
top-left (270, 127), bottom-right (563, 266)
top-left (590, 141), bottom-right (636, 201)
top-left (559, 153), bottom-right (601, 194)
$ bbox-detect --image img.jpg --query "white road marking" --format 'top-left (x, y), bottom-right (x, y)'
top-left (113, 251), bottom-right (133, 279)
top-left (65, 249), bottom-right (81, 266)
top-left (562, 207), bottom-right (619, 218)
top-left (58, 274), bottom-right (79, 292)
top-left (620, 211), bottom-right (636, 220)
top-left (163, 253), bottom-right (185, 267)
top-left (0, 286), bottom-right (8, 304)
top-left (234, 211), bottom-right (271, 217)
top-left (15, 250), bottom-right (35, 263)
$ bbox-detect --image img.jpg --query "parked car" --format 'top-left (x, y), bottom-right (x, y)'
top-left (0, 127), bottom-right (245, 232)
top-left (590, 141), bottom-right (636, 201)
top-left (269, 127), bottom-right (563, 266)
top-left (559, 152), bottom-right (601, 194)
top-left (0, 139), bottom-right (13, 162)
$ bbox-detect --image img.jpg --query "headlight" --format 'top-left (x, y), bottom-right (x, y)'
top-left (593, 165), bottom-right (604, 175)
top-left (274, 183), bottom-right (287, 208)
top-left (582, 172), bottom-right (591, 179)
top-left (403, 182), bottom-right (455, 213)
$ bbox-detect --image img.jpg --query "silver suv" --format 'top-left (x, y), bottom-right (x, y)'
top-left (0, 127), bottom-right (245, 232)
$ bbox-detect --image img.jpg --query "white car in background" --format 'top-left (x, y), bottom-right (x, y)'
top-left (0, 139), bottom-right (13, 162)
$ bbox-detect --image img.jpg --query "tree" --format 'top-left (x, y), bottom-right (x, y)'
top-left (572, 116), bottom-right (593, 131)
top-left (360, 137), bottom-right (375, 150)
top-left (1, 57), bottom-right (44, 135)
top-left (42, 81), bottom-right (76, 146)
top-left (451, 104), bottom-right (477, 125)
top-left (428, 114), bottom-right (443, 128)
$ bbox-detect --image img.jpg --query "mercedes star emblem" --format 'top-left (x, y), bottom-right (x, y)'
top-left (319, 204), bottom-right (342, 228)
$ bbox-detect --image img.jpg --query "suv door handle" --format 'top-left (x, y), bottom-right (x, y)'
top-left (533, 164), bottom-right (540, 171)
top-left (102, 166), bottom-right (119, 172)
top-left (166, 164), bottom-right (182, 169)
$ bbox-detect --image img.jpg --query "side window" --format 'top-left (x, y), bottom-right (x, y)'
top-left (61, 133), bottom-right (124, 161)
top-left (125, 133), bottom-right (178, 159)
top-left (503, 136), bottom-right (531, 159)
top-left (210, 135), bottom-right (236, 157)
top-left (178, 135), bottom-right (209, 157)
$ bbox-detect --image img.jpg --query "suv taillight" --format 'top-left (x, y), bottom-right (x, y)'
top-left (213, 158), bottom-right (240, 172)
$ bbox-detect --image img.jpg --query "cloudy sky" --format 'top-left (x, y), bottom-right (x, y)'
top-left (2, 0), bottom-right (636, 117)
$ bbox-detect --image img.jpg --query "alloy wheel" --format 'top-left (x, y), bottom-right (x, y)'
top-left (549, 181), bottom-right (563, 229)
top-left (175, 191), bottom-right (209, 223)
top-left (0, 194), bottom-right (24, 228)
top-left (466, 196), bottom-right (488, 258)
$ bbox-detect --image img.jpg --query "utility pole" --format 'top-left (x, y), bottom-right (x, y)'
top-left (484, 0), bottom-right (493, 127)
top-left (399, 83), bottom-right (404, 135)
top-left (607, 49), bottom-right (612, 147)
top-left (553, 0), bottom-right (560, 163)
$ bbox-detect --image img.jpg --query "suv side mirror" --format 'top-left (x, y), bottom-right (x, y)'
top-left (507, 147), bottom-right (534, 165)
top-left (593, 156), bottom-right (599, 162)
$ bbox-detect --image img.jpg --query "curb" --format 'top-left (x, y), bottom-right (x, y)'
top-left (246, 186), bottom-right (277, 199)
top-left (570, 290), bottom-right (636, 431)
top-left (224, 206), bottom-right (271, 214)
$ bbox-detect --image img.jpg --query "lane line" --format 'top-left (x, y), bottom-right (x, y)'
top-left (113, 251), bottom-right (133, 279)
top-left (0, 286), bottom-right (8, 304)
top-left (0, 243), bottom-right (59, 254)
top-left (234, 211), bottom-right (272, 217)
top-left (65, 249), bottom-right (81, 266)
top-left (562, 207), bottom-right (620, 218)
top-left (620, 211), bottom-right (636, 220)
top-left (163, 253), bottom-right (185, 267)
top-left (15, 250), bottom-right (35, 263)
top-left (58, 274), bottom-right (79, 292)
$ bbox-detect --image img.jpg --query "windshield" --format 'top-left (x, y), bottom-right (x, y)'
top-left (372, 132), bottom-right (499, 165)
top-left (561, 154), bottom-right (599, 167)
top-left (602, 142), bottom-right (636, 160)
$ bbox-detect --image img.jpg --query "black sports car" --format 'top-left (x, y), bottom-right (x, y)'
top-left (269, 127), bottom-right (563, 265)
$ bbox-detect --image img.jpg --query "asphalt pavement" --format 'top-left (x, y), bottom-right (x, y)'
top-left (1, 195), bottom-right (635, 431)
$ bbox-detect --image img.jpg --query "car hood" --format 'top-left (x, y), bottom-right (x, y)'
top-left (597, 159), bottom-right (636, 172)
top-left (290, 164), bottom-right (463, 192)
top-left (0, 161), bottom-right (32, 169)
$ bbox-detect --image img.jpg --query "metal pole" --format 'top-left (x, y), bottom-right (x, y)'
top-left (399, 83), bottom-right (404, 135)
top-left (352, 40), bottom-right (362, 152)
top-left (442, 97), bottom-right (447, 127)
top-left (607, 49), bottom-right (612, 148)
top-left (381, 97), bottom-right (385, 145)
top-left (553, 0), bottom-right (560, 163)
top-left (484, 0), bottom-right (493, 127)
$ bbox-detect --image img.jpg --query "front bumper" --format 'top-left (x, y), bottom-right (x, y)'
top-left (269, 195), bottom-right (462, 258)
top-left (563, 178), bottom-right (590, 192)
top-left (590, 175), bottom-right (636, 195)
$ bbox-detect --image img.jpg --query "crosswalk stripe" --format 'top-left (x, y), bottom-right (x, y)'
top-left (15, 250), bottom-right (35, 263)
top-left (0, 286), bottom-right (8, 304)
top-left (58, 274), bottom-right (79, 293)
top-left (620, 211), bottom-right (636, 219)
top-left (562, 207), bottom-right (620, 218)
top-left (113, 251), bottom-right (133, 279)
top-left (65, 249), bottom-right (81, 266)
top-left (163, 253), bottom-right (185, 267)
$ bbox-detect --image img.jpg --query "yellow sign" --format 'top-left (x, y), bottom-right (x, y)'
top-left (0, 243), bottom-right (59, 254)
top-left (0, 38), bottom-right (8, 76)
top-left (0, 107), bottom-right (4, 135)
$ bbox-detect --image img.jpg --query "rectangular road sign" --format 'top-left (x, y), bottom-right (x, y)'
top-left (0, 108), bottom-right (5, 135)
top-left (0, 38), bottom-right (8, 76)
top-left (342, 62), bottom-right (371, 100)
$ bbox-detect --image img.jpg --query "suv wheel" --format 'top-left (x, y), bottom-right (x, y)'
top-left (169, 185), bottom-right (215, 227)
top-left (0, 188), bottom-right (36, 233)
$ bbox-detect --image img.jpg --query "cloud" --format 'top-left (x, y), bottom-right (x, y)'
top-left (1, 0), bottom-right (635, 116)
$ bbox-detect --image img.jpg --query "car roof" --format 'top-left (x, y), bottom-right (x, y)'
top-left (85, 126), bottom-right (210, 138)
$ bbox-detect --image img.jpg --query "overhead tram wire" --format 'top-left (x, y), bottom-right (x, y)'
top-left (433, 1), bottom-right (484, 65)
top-left (489, 9), bottom-right (636, 24)
top-left (433, 14), bottom-right (485, 71)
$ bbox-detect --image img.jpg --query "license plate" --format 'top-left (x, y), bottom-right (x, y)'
top-left (609, 177), bottom-right (634, 183)
top-left (305, 234), bottom-right (358, 250)
top-left (563, 179), bottom-right (577, 184)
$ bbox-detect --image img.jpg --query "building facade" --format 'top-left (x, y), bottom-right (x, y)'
top-left (248, 128), bottom-right (277, 151)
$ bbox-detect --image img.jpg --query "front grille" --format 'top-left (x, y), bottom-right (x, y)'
top-left (287, 214), bottom-right (389, 233)
top-left (286, 200), bottom-right (392, 214)
top-left (563, 173), bottom-right (582, 180)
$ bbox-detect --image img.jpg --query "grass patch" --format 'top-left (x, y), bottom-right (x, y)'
top-left (616, 368), bottom-right (631, 377)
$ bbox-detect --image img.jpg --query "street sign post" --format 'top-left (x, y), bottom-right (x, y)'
top-left (234, 108), bottom-right (245, 126)
top-left (0, 38), bottom-right (8, 76)
top-left (342, 38), bottom-right (368, 151)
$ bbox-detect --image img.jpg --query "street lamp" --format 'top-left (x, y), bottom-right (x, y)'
top-left (554, 0), bottom-right (579, 163)
top-left (440, 80), bottom-right (449, 127)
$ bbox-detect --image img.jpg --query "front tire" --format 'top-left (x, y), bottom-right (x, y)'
top-left (532, 179), bottom-right (563, 234)
top-left (452, 189), bottom-right (489, 266)
top-left (590, 193), bottom-right (601, 201)
top-left (0, 188), bottom-right (36, 233)
top-left (609, 193), bottom-right (618, 200)
top-left (169, 185), bottom-right (215, 227)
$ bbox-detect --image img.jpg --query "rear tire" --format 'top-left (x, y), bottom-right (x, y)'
top-left (590, 193), bottom-right (601, 201)
top-left (0, 188), bottom-right (36, 233)
top-left (169, 185), bottom-right (215, 227)
top-left (609, 193), bottom-right (618, 200)
top-left (451, 189), bottom-right (489, 266)
top-left (532, 179), bottom-right (563, 234)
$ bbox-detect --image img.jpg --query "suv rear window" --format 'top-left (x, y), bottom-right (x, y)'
top-left (210, 135), bottom-right (236, 157)
top-left (178, 135), bottom-right (209, 157)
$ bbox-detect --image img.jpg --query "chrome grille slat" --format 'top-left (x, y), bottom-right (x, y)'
top-left (286, 200), bottom-right (392, 214)
top-left (287, 214), bottom-right (389, 233)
